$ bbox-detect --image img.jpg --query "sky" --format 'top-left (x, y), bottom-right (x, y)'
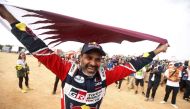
top-left (0, 0), bottom-right (190, 61)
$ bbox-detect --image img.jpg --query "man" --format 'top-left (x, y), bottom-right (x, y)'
top-left (134, 67), bottom-right (146, 95)
top-left (0, 5), bottom-right (168, 109)
top-left (183, 60), bottom-right (190, 101)
top-left (127, 73), bottom-right (135, 90)
top-left (160, 63), bottom-right (181, 109)
top-left (106, 59), bottom-right (114, 70)
top-left (145, 62), bottom-right (164, 101)
top-left (52, 76), bottom-right (60, 94)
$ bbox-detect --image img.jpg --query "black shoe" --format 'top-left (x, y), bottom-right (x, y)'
top-left (142, 92), bottom-right (145, 95)
top-left (135, 91), bottom-right (138, 94)
top-left (52, 91), bottom-right (56, 95)
top-left (183, 98), bottom-right (190, 102)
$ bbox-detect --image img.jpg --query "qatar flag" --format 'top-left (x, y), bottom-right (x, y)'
top-left (0, 1), bottom-right (168, 46)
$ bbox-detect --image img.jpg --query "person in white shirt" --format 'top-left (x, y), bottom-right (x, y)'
top-left (160, 63), bottom-right (181, 109)
top-left (134, 67), bottom-right (146, 95)
top-left (15, 52), bottom-right (31, 93)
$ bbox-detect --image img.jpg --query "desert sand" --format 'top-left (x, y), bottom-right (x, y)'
top-left (0, 52), bottom-right (189, 109)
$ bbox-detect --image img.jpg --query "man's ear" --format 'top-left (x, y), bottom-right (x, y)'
top-left (78, 54), bottom-right (83, 66)
top-left (79, 54), bottom-right (82, 60)
top-left (79, 54), bottom-right (82, 58)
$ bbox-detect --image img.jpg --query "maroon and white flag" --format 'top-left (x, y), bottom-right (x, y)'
top-left (0, 1), bottom-right (168, 46)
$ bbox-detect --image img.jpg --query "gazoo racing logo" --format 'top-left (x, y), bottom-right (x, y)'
top-left (68, 88), bottom-right (87, 101)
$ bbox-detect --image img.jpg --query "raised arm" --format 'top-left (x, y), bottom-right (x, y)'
top-left (106, 44), bottom-right (168, 86)
top-left (0, 4), bottom-right (71, 81)
top-left (0, 4), bottom-right (17, 24)
top-left (130, 43), bottom-right (168, 71)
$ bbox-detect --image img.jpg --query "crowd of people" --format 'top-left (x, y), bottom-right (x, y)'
top-left (99, 55), bottom-right (190, 108)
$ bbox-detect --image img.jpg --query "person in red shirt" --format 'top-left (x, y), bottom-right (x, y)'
top-left (0, 5), bottom-right (168, 109)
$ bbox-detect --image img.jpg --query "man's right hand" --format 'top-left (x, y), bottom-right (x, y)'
top-left (0, 4), bottom-right (17, 24)
top-left (153, 43), bottom-right (169, 55)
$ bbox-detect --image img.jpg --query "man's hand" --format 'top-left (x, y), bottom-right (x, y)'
top-left (153, 43), bottom-right (169, 55)
top-left (0, 4), bottom-right (17, 24)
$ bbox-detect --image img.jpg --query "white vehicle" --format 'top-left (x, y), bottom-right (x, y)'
top-left (2, 46), bottom-right (11, 52)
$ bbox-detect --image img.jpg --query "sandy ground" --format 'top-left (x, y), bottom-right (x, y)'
top-left (0, 52), bottom-right (189, 109)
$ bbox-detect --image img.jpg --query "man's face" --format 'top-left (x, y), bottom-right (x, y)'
top-left (173, 66), bottom-right (178, 70)
top-left (171, 64), bottom-right (179, 71)
top-left (80, 51), bottom-right (102, 75)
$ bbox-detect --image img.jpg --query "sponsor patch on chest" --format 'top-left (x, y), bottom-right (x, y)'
top-left (68, 88), bottom-right (87, 101)
top-left (74, 75), bottom-right (85, 83)
top-left (64, 83), bottom-right (105, 104)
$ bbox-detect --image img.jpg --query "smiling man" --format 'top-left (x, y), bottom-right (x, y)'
top-left (0, 4), bottom-right (169, 109)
